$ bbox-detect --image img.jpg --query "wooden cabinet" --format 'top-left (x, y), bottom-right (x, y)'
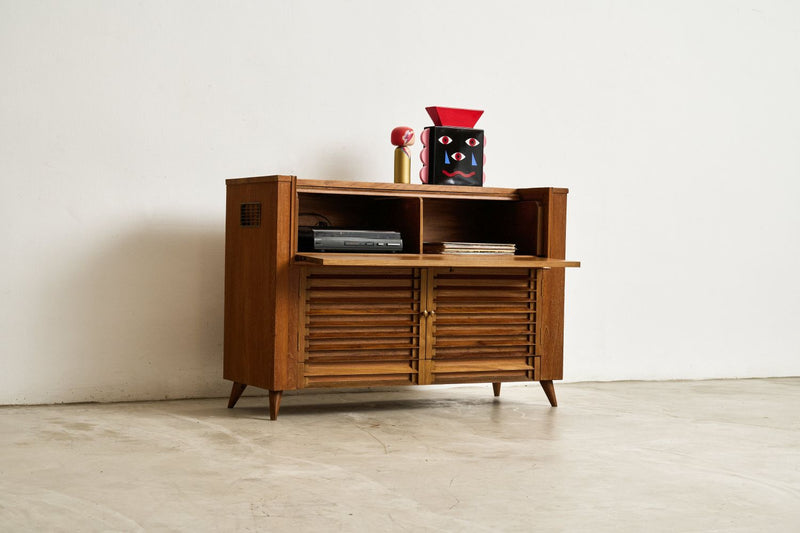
top-left (224, 176), bottom-right (579, 419)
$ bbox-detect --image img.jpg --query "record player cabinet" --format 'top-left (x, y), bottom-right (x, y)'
top-left (224, 176), bottom-right (579, 419)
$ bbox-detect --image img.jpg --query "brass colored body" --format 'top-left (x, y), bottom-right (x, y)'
top-left (394, 147), bottom-right (411, 184)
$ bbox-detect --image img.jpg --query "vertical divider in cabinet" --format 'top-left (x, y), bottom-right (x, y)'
top-left (370, 195), bottom-right (421, 254)
top-left (391, 196), bottom-right (423, 253)
top-left (416, 196), bottom-right (423, 254)
top-left (418, 196), bottom-right (426, 254)
top-left (509, 199), bottom-right (544, 256)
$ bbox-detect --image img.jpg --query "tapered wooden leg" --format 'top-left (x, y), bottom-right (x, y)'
top-left (228, 382), bottom-right (247, 408)
top-left (540, 380), bottom-right (558, 407)
top-left (492, 382), bottom-right (501, 397)
top-left (269, 390), bottom-right (283, 420)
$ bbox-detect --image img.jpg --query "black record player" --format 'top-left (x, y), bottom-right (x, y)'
top-left (298, 227), bottom-right (403, 253)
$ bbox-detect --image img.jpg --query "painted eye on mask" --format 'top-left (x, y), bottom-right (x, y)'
top-left (451, 152), bottom-right (466, 162)
top-left (465, 138), bottom-right (480, 147)
top-left (438, 136), bottom-right (453, 145)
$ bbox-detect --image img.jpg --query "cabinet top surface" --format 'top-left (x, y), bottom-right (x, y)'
top-left (227, 175), bottom-right (567, 199)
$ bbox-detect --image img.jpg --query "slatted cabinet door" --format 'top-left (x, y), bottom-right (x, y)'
top-left (300, 267), bottom-right (424, 387)
top-left (427, 268), bottom-right (539, 384)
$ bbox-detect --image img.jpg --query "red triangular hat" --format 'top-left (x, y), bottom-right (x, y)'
top-left (426, 106), bottom-right (483, 128)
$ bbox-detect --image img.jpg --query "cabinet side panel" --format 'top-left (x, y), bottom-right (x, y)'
top-left (271, 179), bottom-right (294, 390)
top-left (223, 181), bottom-right (283, 390)
top-left (539, 269), bottom-right (566, 380)
top-left (538, 189), bottom-right (568, 380)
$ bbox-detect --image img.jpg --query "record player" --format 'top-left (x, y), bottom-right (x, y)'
top-left (298, 227), bottom-right (403, 253)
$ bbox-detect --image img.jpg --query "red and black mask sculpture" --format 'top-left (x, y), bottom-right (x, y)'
top-left (420, 106), bottom-right (485, 186)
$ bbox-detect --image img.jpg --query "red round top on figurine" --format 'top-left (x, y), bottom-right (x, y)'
top-left (391, 126), bottom-right (415, 147)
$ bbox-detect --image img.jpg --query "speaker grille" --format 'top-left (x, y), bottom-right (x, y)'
top-left (240, 202), bottom-right (261, 227)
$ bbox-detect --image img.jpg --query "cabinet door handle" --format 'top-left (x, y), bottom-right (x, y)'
top-left (421, 310), bottom-right (429, 318)
top-left (429, 309), bottom-right (435, 316)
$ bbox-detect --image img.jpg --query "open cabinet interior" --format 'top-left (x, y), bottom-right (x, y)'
top-left (296, 190), bottom-right (546, 257)
top-left (297, 193), bottom-right (421, 253)
top-left (421, 198), bottom-right (543, 256)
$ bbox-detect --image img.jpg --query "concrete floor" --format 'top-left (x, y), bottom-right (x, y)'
top-left (1, 379), bottom-right (798, 532)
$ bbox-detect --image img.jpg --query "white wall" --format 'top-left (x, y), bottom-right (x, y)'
top-left (2, 1), bottom-right (799, 404)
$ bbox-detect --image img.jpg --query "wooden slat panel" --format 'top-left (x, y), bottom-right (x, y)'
top-left (435, 268), bottom-right (532, 278)
top-left (435, 337), bottom-right (533, 348)
top-left (308, 317), bottom-right (417, 327)
top-left (435, 315), bottom-right (531, 325)
top-left (434, 305), bottom-right (532, 314)
top-left (435, 346), bottom-right (531, 357)
top-left (302, 267), bottom-right (421, 387)
top-left (304, 362), bottom-right (419, 376)
top-left (308, 327), bottom-right (419, 339)
top-left (432, 279), bottom-right (531, 288)
top-left (435, 325), bottom-right (533, 335)
top-left (433, 348), bottom-right (531, 359)
top-left (302, 352), bottom-right (417, 363)
top-left (430, 267), bottom-right (537, 384)
top-left (306, 308), bottom-right (417, 316)
top-left (306, 376), bottom-right (418, 388)
top-left (309, 268), bottom-right (418, 277)
top-left (307, 278), bottom-right (417, 288)
top-left (432, 358), bottom-right (533, 373)
top-left (307, 340), bottom-right (419, 351)
top-left (432, 372), bottom-right (531, 384)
